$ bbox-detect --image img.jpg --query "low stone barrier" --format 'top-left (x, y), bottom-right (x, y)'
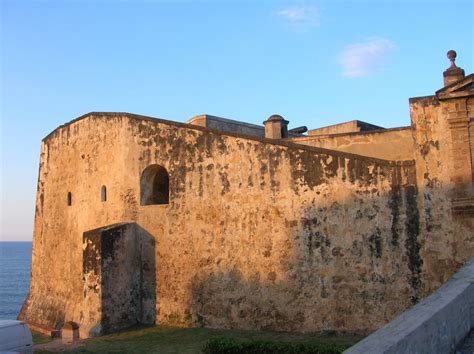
top-left (345, 257), bottom-right (474, 354)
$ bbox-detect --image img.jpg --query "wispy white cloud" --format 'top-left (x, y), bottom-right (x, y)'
top-left (276, 5), bottom-right (320, 28)
top-left (339, 38), bottom-right (396, 78)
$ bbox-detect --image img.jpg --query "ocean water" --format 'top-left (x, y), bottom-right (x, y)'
top-left (0, 242), bottom-right (32, 319)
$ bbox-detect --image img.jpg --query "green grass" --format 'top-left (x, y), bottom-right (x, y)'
top-left (60, 325), bottom-right (363, 354)
top-left (32, 331), bottom-right (54, 345)
top-left (202, 337), bottom-right (350, 353)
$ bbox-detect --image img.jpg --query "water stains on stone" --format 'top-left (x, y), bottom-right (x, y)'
top-left (218, 171), bottom-right (230, 195)
top-left (388, 186), bottom-right (402, 248)
top-left (368, 228), bottom-right (383, 259)
top-left (404, 185), bottom-right (423, 304)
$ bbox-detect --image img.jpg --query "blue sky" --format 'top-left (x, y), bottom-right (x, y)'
top-left (1, 0), bottom-right (473, 241)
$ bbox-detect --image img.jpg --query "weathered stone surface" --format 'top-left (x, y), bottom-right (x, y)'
top-left (344, 257), bottom-right (474, 354)
top-left (409, 91), bottom-right (474, 297)
top-left (18, 68), bottom-right (474, 339)
top-left (187, 114), bottom-right (266, 138)
top-left (19, 112), bottom-right (422, 335)
top-left (289, 127), bottom-right (413, 161)
top-left (82, 222), bottom-right (155, 337)
top-left (307, 120), bottom-right (384, 136)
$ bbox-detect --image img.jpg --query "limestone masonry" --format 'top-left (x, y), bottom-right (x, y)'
top-left (19, 52), bottom-right (474, 339)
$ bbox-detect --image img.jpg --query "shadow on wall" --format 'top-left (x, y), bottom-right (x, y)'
top-left (178, 180), bottom-right (471, 333)
top-left (82, 222), bottom-right (156, 336)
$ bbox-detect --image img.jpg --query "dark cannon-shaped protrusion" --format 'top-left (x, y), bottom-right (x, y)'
top-left (288, 126), bottom-right (308, 134)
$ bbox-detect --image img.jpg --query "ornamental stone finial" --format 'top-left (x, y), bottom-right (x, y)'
top-left (443, 50), bottom-right (465, 87)
top-left (447, 50), bottom-right (457, 67)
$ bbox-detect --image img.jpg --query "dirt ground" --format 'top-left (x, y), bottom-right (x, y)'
top-left (34, 338), bottom-right (85, 352)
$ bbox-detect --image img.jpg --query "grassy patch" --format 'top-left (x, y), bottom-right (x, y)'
top-left (32, 331), bottom-right (53, 345)
top-left (63, 325), bottom-right (362, 354)
top-left (202, 337), bottom-right (349, 353)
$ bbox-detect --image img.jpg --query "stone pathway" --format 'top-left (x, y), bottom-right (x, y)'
top-left (456, 330), bottom-right (474, 354)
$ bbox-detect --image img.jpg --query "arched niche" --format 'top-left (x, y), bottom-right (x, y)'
top-left (140, 165), bottom-right (169, 205)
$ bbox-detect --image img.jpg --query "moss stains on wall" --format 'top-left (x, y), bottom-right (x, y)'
top-left (19, 110), bottom-right (474, 337)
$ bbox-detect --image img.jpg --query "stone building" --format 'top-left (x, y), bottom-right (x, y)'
top-left (19, 52), bottom-right (473, 338)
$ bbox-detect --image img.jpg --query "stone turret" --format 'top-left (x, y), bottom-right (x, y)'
top-left (443, 50), bottom-right (465, 87)
top-left (263, 114), bottom-right (289, 139)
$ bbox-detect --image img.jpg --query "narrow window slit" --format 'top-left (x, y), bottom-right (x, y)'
top-left (101, 186), bottom-right (107, 202)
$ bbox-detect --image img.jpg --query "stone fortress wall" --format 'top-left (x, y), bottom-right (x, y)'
top-left (19, 53), bottom-right (474, 339)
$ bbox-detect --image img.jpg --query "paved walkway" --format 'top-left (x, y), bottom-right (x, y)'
top-left (456, 330), bottom-right (474, 354)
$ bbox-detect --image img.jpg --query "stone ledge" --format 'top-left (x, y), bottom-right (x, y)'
top-left (27, 323), bottom-right (60, 338)
top-left (344, 257), bottom-right (474, 354)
